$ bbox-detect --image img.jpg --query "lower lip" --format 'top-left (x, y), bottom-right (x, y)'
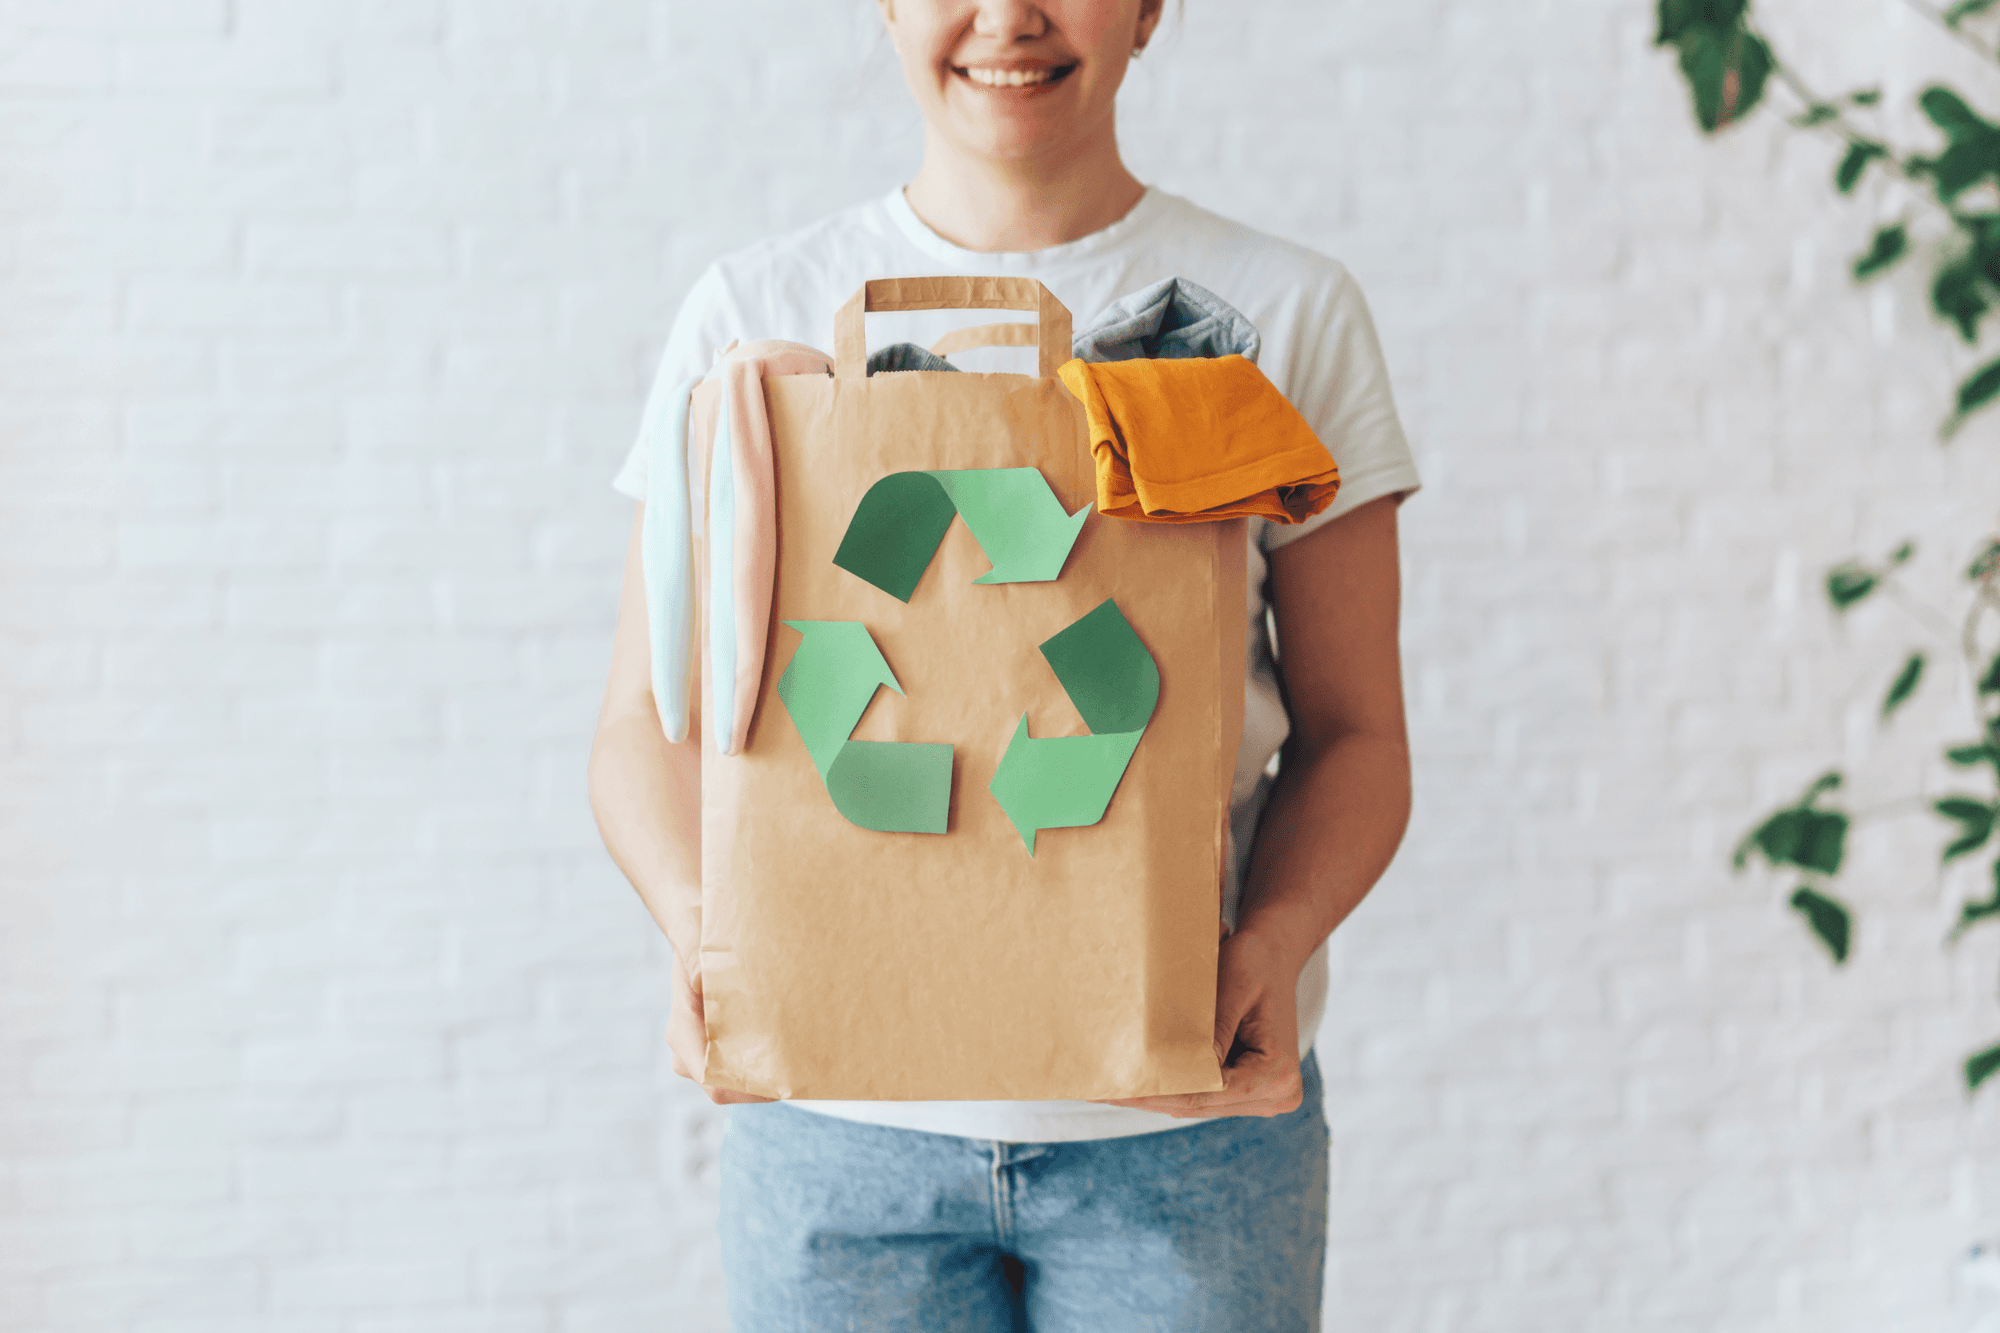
top-left (953, 67), bottom-right (1074, 96)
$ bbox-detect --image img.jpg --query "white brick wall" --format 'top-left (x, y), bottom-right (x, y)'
top-left (4, 0), bottom-right (1998, 1329)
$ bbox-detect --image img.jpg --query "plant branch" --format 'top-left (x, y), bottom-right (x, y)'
top-left (1755, 44), bottom-right (1928, 189)
top-left (1849, 794), bottom-right (1948, 820)
top-left (1895, 0), bottom-right (2000, 65)
top-left (1883, 577), bottom-right (1966, 639)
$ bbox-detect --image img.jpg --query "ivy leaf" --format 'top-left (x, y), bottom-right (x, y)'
top-left (1921, 85), bottom-right (1993, 140)
top-left (1982, 653), bottom-right (2000, 695)
top-left (1934, 259), bottom-right (1989, 342)
top-left (1952, 862), bottom-right (2000, 940)
top-left (1881, 652), bottom-right (1926, 718)
top-left (1947, 0), bottom-right (2000, 24)
top-left (1827, 563), bottom-right (1879, 609)
top-left (1853, 225), bottom-right (1909, 281)
top-left (1736, 775), bottom-right (1849, 875)
top-left (1792, 105), bottom-right (1840, 128)
top-left (1929, 141), bottom-right (2000, 200)
top-left (1947, 742), bottom-right (1999, 766)
top-left (1968, 542), bottom-right (2000, 580)
top-left (1655, 0), bottom-right (1752, 43)
top-left (1945, 357), bottom-right (2000, 437)
top-left (1851, 88), bottom-right (1884, 106)
top-left (1789, 886), bottom-right (1853, 963)
top-left (1674, 25), bottom-right (1773, 132)
top-left (1936, 797), bottom-right (1999, 861)
top-left (1968, 1043), bottom-right (2000, 1093)
top-left (1836, 140), bottom-right (1887, 193)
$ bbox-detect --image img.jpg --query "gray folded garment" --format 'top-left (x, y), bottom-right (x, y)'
top-left (1070, 276), bottom-right (1261, 365)
top-left (865, 342), bottom-right (958, 375)
top-left (865, 277), bottom-right (1260, 375)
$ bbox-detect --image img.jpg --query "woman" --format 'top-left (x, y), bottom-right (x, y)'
top-left (589, 1), bottom-right (1418, 1327)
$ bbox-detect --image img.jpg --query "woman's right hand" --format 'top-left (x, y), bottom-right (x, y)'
top-left (669, 952), bottom-right (774, 1105)
top-left (591, 506), bottom-right (772, 1107)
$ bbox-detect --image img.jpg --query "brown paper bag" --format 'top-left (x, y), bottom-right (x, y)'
top-left (692, 278), bottom-right (1245, 1101)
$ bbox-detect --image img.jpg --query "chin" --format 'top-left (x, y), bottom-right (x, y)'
top-left (946, 106), bottom-right (1084, 164)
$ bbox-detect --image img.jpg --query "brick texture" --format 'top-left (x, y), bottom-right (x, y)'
top-left (4, 0), bottom-right (2000, 1329)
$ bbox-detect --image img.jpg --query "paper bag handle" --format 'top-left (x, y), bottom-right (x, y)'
top-left (833, 277), bottom-right (1072, 380)
top-left (929, 322), bottom-right (1040, 357)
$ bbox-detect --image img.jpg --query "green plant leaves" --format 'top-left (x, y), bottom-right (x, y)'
top-left (1827, 544), bottom-right (1913, 611)
top-left (1881, 652), bottom-right (1926, 718)
top-left (1744, 808), bottom-right (1849, 874)
top-left (1936, 797), bottom-right (1999, 861)
top-left (1789, 886), bottom-right (1853, 963)
top-left (1922, 86), bottom-right (1989, 137)
top-left (1853, 224), bottom-right (1909, 280)
top-left (1908, 85), bottom-right (2000, 204)
top-left (1835, 140), bottom-right (1887, 193)
top-left (1656, 0), bottom-right (1751, 42)
top-left (1952, 863), bottom-right (2000, 940)
top-left (1956, 357), bottom-right (2000, 419)
top-left (1735, 772), bottom-right (1848, 875)
top-left (1933, 259), bottom-right (1989, 342)
top-left (1655, 2), bottom-right (1771, 132)
top-left (1968, 1043), bottom-right (2000, 1093)
top-left (1826, 564), bottom-right (1878, 609)
top-left (1658, 9), bottom-right (2000, 1099)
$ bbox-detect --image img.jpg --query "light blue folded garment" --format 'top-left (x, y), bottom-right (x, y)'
top-left (707, 386), bottom-right (740, 755)
top-left (641, 376), bottom-right (702, 743)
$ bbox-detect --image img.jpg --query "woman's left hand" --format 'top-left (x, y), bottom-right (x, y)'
top-left (1094, 927), bottom-right (1304, 1119)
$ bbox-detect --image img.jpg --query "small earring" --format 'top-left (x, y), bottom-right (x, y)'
top-left (1132, 45), bottom-right (1144, 58)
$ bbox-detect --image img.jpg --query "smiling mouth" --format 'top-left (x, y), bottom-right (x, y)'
top-left (955, 64), bottom-right (1076, 90)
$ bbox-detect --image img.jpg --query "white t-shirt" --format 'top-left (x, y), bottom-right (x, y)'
top-left (614, 186), bottom-right (1420, 1142)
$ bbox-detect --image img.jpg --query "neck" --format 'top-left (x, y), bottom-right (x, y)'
top-left (902, 128), bottom-right (1145, 253)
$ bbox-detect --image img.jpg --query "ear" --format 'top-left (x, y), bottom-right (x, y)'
top-left (1134, 0), bottom-right (1165, 49)
top-left (875, 0), bottom-right (901, 51)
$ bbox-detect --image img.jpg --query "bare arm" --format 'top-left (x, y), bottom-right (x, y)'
top-left (587, 506), bottom-right (766, 1103)
top-left (1104, 493), bottom-right (1412, 1117)
top-left (589, 507), bottom-right (703, 970)
top-left (1235, 491), bottom-right (1413, 972)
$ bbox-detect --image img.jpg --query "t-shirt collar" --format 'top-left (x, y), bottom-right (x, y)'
top-left (883, 184), bottom-right (1170, 270)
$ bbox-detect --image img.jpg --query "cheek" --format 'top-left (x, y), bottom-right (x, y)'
top-left (1044, 0), bottom-right (1134, 56)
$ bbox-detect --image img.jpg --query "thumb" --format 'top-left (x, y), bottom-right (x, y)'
top-left (1211, 969), bottom-right (1255, 1067)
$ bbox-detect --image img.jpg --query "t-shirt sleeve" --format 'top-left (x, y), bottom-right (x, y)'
top-left (611, 263), bottom-right (742, 502)
top-left (1261, 265), bottom-right (1420, 552)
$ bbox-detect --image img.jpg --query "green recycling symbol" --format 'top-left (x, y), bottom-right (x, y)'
top-left (775, 467), bottom-right (1159, 854)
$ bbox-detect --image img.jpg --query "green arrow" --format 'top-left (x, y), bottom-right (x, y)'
top-left (775, 620), bottom-right (951, 834)
top-left (833, 467), bottom-right (1089, 603)
top-left (988, 719), bottom-right (1144, 856)
top-left (988, 598), bottom-right (1160, 855)
top-left (928, 468), bottom-right (1091, 586)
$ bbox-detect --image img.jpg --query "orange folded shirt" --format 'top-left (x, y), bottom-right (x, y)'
top-left (1055, 354), bottom-right (1340, 525)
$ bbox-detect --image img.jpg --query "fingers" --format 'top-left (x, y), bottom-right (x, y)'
top-left (1093, 1050), bottom-right (1304, 1119)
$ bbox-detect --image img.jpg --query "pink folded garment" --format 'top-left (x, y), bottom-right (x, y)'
top-left (707, 340), bottom-right (834, 756)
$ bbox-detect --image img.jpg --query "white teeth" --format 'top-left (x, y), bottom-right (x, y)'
top-left (963, 66), bottom-right (1056, 87)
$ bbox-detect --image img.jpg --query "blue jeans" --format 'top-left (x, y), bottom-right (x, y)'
top-left (718, 1052), bottom-right (1328, 1332)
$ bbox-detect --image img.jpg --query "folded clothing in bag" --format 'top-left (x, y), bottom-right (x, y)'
top-left (1055, 354), bottom-right (1341, 525)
